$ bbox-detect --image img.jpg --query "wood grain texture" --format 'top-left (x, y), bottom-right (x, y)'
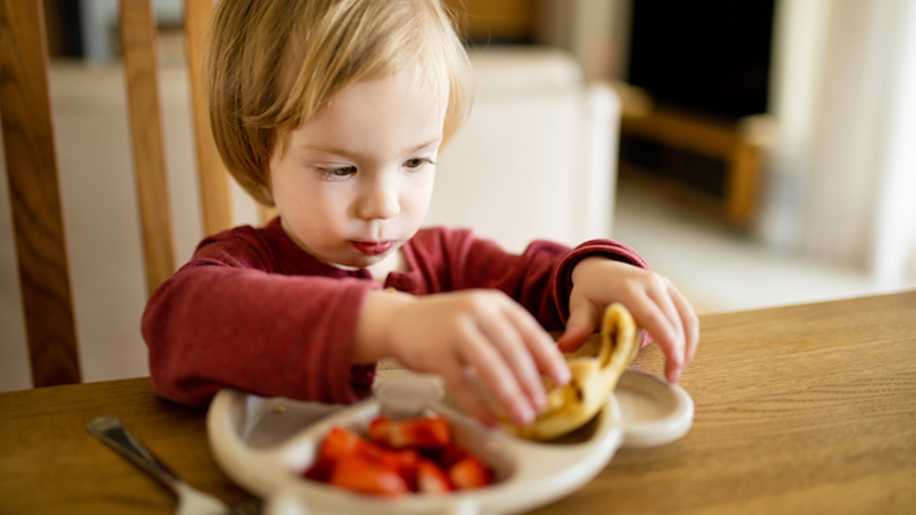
top-left (0, 0), bottom-right (81, 386)
top-left (0, 379), bottom-right (253, 514)
top-left (2, 292), bottom-right (914, 513)
top-left (533, 291), bottom-right (916, 515)
top-left (184, 0), bottom-right (233, 236)
top-left (119, 0), bottom-right (176, 296)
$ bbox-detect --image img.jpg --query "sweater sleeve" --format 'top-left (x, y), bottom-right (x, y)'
top-left (435, 230), bottom-right (647, 331)
top-left (141, 232), bottom-right (379, 406)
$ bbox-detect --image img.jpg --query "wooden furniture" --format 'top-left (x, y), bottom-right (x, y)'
top-left (617, 83), bottom-right (774, 227)
top-left (445, 0), bottom-right (538, 43)
top-left (0, 0), bottom-right (232, 387)
top-left (2, 291), bottom-right (914, 514)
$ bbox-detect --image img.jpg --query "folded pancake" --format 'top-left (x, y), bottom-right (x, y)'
top-left (512, 303), bottom-right (639, 441)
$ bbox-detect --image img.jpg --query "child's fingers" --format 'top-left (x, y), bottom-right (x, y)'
top-left (556, 325), bottom-right (590, 353)
top-left (635, 295), bottom-right (683, 383)
top-left (639, 329), bottom-right (651, 349)
top-left (669, 284), bottom-right (700, 364)
top-left (647, 285), bottom-right (686, 369)
top-left (503, 303), bottom-right (571, 385)
top-left (476, 311), bottom-right (547, 412)
top-left (556, 295), bottom-right (599, 353)
top-left (457, 319), bottom-right (534, 426)
top-left (443, 366), bottom-right (498, 426)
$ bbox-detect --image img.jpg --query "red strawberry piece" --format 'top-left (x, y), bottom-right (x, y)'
top-left (449, 456), bottom-right (492, 490)
top-left (305, 427), bottom-right (364, 482)
top-left (368, 416), bottom-right (392, 443)
top-left (433, 442), bottom-right (470, 468)
top-left (303, 455), bottom-right (335, 482)
top-left (408, 416), bottom-right (451, 447)
top-left (330, 454), bottom-right (408, 497)
top-left (319, 427), bottom-right (362, 462)
top-left (417, 460), bottom-right (453, 494)
top-left (360, 445), bottom-right (420, 488)
top-left (372, 415), bottom-right (451, 448)
top-left (391, 449), bottom-right (420, 489)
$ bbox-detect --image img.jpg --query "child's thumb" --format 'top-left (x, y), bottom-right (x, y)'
top-left (557, 297), bottom-right (599, 352)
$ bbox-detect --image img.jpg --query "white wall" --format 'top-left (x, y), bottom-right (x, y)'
top-left (762, 0), bottom-right (916, 284)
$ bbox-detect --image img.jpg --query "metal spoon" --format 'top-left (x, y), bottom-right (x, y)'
top-left (88, 416), bottom-right (260, 515)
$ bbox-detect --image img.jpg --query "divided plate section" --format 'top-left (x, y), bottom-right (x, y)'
top-left (206, 369), bottom-right (693, 514)
top-left (208, 390), bottom-right (625, 515)
top-left (617, 370), bottom-right (694, 448)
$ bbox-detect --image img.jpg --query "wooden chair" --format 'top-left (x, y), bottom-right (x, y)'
top-left (0, 0), bottom-right (233, 387)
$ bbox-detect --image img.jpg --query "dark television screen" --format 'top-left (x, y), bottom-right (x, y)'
top-left (627, 0), bottom-right (775, 121)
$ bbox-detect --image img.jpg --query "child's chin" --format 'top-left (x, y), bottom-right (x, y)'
top-left (351, 256), bottom-right (383, 267)
top-left (334, 252), bottom-right (387, 269)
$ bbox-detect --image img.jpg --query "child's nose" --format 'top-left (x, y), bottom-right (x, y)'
top-left (356, 183), bottom-right (400, 221)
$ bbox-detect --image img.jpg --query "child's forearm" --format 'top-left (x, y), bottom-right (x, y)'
top-left (352, 289), bottom-right (416, 364)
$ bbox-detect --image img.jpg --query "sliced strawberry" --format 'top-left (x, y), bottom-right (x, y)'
top-left (359, 445), bottom-right (420, 489)
top-left (405, 416), bottom-right (451, 447)
top-left (369, 415), bottom-right (451, 448)
top-left (417, 460), bottom-right (453, 494)
top-left (307, 418), bottom-right (494, 495)
top-left (449, 456), bottom-right (492, 490)
top-left (319, 426), bottom-right (362, 462)
top-left (331, 454), bottom-right (408, 497)
top-left (303, 456), bottom-right (335, 482)
top-left (376, 448), bottom-right (419, 473)
top-left (422, 442), bottom-right (469, 468)
top-left (367, 416), bottom-right (392, 443)
top-left (391, 449), bottom-right (420, 489)
top-left (305, 427), bottom-right (364, 482)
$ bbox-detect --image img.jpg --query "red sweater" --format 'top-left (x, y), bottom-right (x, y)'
top-left (142, 218), bottom-right (646, 406)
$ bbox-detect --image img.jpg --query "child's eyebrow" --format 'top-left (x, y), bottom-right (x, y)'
top-left (405, 138), bottom-right (441, 153)
top-left (302, 138), bottom-right (440, 160)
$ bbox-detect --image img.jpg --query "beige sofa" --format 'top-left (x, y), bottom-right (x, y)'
top-left (0, 47), bottom-right (620, 390)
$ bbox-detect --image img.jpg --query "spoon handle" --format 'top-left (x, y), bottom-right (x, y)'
top-left (87, 416), bottom-right (182, 492)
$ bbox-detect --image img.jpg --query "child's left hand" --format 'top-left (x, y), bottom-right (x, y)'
top-left (556, 257), bottom-right (699, 383)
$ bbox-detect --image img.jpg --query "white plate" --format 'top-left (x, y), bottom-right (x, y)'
top-left (207, 369), bottom-right (693, 515)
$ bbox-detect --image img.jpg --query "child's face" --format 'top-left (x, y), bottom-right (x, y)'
top-left (270, 68), bottom-right (447, 270)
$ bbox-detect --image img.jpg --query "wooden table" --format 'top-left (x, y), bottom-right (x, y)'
top-left (3, 291), bottom-right (915, 514)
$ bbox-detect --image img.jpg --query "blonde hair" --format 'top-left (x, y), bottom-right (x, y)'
top-left (208, 0), bottom-right (472, 205)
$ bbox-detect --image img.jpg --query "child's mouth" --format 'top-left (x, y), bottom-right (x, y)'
top-left (350, 240), bottom-right (395, 256)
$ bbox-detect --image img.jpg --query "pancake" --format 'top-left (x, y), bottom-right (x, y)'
top-left (512, 303), bottom-right (639, 441)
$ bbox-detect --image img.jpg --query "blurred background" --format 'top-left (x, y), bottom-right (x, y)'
top-left (2, 0), bottom-right (915, 391)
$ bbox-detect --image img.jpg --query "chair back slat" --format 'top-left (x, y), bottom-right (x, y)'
top-left (0, 0), bottom-right (81, 386)
top-left (184, 0), bottom-right (233, 236)
top-left (119, 0), bottom-right (176, 296)
top-left (1, 0), bottom-right (237, 388)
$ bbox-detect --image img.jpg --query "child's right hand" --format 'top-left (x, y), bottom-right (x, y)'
top-left (382, 290), bottom-right (571, 427)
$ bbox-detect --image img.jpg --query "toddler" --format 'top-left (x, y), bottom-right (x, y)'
top-left (143, 0), bottom-right (698, 427)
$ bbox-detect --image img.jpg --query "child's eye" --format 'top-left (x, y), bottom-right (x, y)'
top-left (404, 157), bottom-right (435, 171)
top-left (316, 166), bottom-right (357, 180)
